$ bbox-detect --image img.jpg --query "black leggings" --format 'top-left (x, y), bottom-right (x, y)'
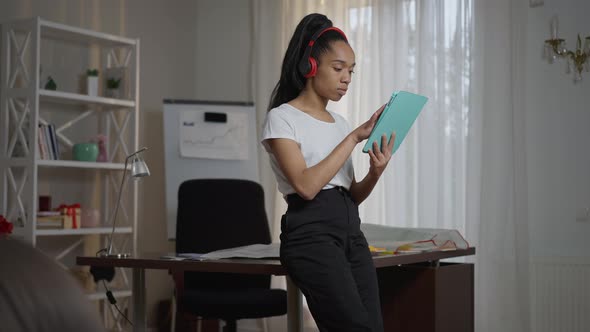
top-left (280, 187), bottom-right (384, 332)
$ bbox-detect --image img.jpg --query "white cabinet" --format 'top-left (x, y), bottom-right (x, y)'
top-left (0, 17), bottom-right (140, 330)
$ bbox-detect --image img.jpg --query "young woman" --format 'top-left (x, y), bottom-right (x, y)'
top-left (261, 13), bottom-right (395, 332)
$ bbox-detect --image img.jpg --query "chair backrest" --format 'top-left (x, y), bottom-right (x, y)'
top-left (176, 179), bottom-right (271, 290)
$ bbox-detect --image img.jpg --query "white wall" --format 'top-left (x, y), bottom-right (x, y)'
top-left (121, 0), bottom-right (199, 326)
top-left (525, 0), bottom-right (590, 258)
top-left (194, 0), bottom-right (253, 102)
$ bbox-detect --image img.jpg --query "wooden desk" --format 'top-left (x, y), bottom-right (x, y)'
top-left (77, 247), bottom-right (475, 332)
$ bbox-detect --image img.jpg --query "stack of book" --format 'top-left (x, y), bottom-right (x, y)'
top-left (37, 123), bottom-right (60, 160)
top-left (37, 211), bottom-right (63, 229)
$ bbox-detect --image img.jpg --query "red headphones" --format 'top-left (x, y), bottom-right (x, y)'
top-left (298, 24), bottom-right (348, 78)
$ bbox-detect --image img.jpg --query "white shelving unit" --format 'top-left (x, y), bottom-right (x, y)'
top-left (0, 17), bottom-right (140, 331)
top-left (36, 226), bottom-right (133, 236)
top-left (40, 89), bottom-right (136, 107)
top-left (37, 159), bottom-right (127, 170)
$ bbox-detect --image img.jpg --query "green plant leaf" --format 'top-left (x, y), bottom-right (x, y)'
top-left (106, 78), bottom-right (121, 89)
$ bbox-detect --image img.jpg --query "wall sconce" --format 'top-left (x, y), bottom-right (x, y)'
top-left (544, 16), bottom-right (590, 82)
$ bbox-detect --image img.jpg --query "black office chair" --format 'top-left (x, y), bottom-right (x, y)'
top-left (174, 179), bottom-right (287, 332)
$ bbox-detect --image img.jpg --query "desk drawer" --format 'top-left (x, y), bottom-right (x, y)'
top-left (377, 262), bottom-right (474, 332)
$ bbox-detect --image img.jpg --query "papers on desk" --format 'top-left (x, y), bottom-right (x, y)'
top-left (160, 253), bottom-right (206, 260)
top-left (160, 244), bottom-right (280, 261)
top-left (161, 225), bottom-right (469, 260)
top-left (160, 255), bottom-right (186, 260)
top-left (361, 223), bottom-right (469, 254)
top-left (178, 253), bottom-right (207, 260)
top-left (201, 243), bottom-right (279, 260)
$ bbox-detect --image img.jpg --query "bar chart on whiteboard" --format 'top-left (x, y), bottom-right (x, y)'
top-left (179, 110), bottom-right (249, 160)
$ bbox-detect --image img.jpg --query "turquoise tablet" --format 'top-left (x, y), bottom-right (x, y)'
top-left (362, 90), bottom-right (428, 154)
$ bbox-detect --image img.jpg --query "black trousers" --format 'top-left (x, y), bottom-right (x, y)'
top-left (280, 187), bottom-right (384, 332)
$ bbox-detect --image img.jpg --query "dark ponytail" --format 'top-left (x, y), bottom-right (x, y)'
top-left (267, 13), bottom-right (348, 111)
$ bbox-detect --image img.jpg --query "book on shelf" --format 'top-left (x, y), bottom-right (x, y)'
top-left (48, 124), bottom-right (60, 158)
top-left (37, 125), bottom-right (48, 159)
top-left (44, 124), bottom-right (53, 159)
top-left (37, 211), bottom-right (61, 217)
top-left (37, 123), bottom-right (60, 160)
top-left (36, 210), bottom-right (79, 229)
top-left (36, 215), bottom-right (64, 229)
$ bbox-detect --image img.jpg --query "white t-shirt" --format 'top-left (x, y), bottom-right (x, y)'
top-left (261, 103), bottom-right (354, 196)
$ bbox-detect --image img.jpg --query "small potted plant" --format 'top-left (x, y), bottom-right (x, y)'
top-left (105, 77), bottom-right (121, 98)
top-left (86, 69), bottom-right (99, 96)
top-left (44, 76), bottom-right (57, 90)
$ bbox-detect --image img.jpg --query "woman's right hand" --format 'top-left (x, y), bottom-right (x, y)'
top-left (351, 104), bottom-right (386, 143)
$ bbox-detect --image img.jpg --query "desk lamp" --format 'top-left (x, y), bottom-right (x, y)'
top-left (101, 147), bottom-right (150, 258)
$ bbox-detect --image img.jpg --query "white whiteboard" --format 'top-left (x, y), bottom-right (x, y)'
top-left (163, 100), bottom-right (259, 239)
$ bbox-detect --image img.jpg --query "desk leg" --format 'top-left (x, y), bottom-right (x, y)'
top-left (286, 276), bottom-right (303, 332)
top-left (132, 268), bottom-right (146, 331)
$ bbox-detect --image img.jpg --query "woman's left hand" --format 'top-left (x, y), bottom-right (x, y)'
top-left (368, 132), bottom-right (396, 178)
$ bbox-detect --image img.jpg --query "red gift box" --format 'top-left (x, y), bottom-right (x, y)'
top-left (55, 203), bottom-right (81, 229)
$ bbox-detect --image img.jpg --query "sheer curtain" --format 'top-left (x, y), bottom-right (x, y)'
top-left (254, 1), bottom-right (530, 331)
top-left (467, 0), bottom-right (530, 331)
